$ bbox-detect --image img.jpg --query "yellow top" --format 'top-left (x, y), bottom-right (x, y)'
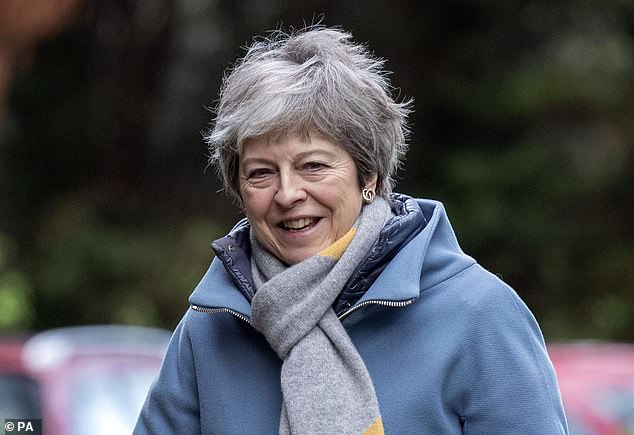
top-left (319, 227), bottom-right (357, 260)
top-left (364, 418), bottom-right (385, 435)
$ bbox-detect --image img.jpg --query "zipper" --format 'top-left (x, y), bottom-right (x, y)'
top-left (338, 298), bottom-right (414, 321)
top-left (190, 305), bottom-right (252, 324)
top-left (192, 298), bottom-right (414, 324)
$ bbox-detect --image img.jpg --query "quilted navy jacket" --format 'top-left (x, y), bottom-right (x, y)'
top-left (134, 197), bottom-right (568, 434)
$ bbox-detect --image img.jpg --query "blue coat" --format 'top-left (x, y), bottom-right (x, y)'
top-left (134, 198), bottom-right (568, 434)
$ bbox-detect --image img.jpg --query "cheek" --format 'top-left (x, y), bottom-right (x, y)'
top-left (342, 186), bottom-right (363, 210)
top-left (241, 189), bottom-right (267, 219)
top-left (344, 200), bottom-right (363, 224)
top-left (329, 192), bottom-right (362, 227)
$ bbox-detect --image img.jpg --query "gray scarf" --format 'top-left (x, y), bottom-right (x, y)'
top-left (250, 197), bottom-right (392, 435)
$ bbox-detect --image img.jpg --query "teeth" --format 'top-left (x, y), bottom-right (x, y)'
top-left (283, 217), bottom-right (316, 230)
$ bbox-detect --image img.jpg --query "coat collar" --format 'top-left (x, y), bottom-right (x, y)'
top-left (189, 196), bottom-right (475, 320)
top-left (357, 199), bottom-right (476, 305)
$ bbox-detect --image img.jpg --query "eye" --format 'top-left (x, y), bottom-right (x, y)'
top-left (302, 162), bottom-right (327, 172)
top-left (247, 168), bottom-right (273, 179)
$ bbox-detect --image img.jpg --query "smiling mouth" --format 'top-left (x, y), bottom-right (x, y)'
top-left (280, 217), bottom-right (320, 231)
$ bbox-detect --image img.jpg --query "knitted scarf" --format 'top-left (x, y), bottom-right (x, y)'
top-left (250, 197), bottom-right (392, 435)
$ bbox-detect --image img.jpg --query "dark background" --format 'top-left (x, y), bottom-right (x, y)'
top-left (1, 0), bottom-right (632, 341)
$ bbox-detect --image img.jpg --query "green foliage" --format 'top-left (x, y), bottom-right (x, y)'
top-left (29, 195), bottom-right (223, 329)
top-left (0, 234), bottom-right (35, 332)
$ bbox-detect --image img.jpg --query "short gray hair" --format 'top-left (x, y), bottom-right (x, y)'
top-left (205, 26), bottom-right (412, 204)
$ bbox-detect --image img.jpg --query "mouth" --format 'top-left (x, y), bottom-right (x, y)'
top-left (279, 217), bottom-right (321, 231)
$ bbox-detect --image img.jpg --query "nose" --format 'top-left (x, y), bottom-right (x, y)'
top-left (274, 170), bottom-right (307, 208)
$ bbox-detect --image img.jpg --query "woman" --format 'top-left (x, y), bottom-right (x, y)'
top-left (134, 27), bottom-right (568, 434)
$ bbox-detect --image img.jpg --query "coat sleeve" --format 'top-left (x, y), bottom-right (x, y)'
top-left (133, 313), bottom-right (201, 435)
top-left (458, 277), bottom-right (568, 434)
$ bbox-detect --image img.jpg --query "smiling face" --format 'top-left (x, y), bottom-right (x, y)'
top-left (239, 130), bottom-right (377, 265)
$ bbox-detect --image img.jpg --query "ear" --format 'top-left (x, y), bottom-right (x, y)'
top-left (364, 173), bottom-right (378, 191)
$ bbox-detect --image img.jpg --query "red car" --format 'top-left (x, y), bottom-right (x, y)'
top-left (549, 342), bottom-right (634, 435)
top-left (0, 338), bottom-right (41, 423)
top-left (1, 325), bottom-right (170, 435)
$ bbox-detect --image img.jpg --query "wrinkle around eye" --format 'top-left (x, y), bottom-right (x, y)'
top-left (240, 173), bottom-right (274, 189)
top-left (246, 178), bottom-right (273, 188)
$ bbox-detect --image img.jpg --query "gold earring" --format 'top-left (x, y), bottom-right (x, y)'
top-left (362, 188), bottom-right (375, 204)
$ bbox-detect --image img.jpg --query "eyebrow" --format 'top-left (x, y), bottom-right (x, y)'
top-left (240, 149), bottom-right (337, 168)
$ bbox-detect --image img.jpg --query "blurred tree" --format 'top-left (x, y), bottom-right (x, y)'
top-left (0, 0), bottom-right (84, 121)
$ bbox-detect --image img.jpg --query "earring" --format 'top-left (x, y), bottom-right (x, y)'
top-left (362, 188), bottom-right (375, 204)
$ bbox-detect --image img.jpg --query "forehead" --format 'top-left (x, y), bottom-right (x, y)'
top-left (238, 127), bottom-right (310, 155)
top-left (240, 130), bottom-right (344, 159)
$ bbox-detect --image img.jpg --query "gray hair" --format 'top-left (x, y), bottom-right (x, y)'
top-left (205, 26), bottom-right (412, 204)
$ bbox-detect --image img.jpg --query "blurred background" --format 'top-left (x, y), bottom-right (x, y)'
top-left (2, 0), bottom-right (632, 341)
top-left (0, 1), bottom-right (633, 433)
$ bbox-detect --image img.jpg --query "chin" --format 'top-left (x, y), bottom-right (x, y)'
top-left (281, 250), bottom-right (316, 265)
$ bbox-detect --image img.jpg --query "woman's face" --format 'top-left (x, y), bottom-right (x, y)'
top-left (239, 130), bottom-right (376, 265)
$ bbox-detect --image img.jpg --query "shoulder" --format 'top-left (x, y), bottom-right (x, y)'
top-left (448, 264), bottom-right (526, 313)
top-left (414, 263), bottom-right (545, 357)
top-left (422, 263), bottom-right (553, 388)
top-left (421, 262), bottom-right (521, 309)
top-left (465, 265), bottom-right (539, 332)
